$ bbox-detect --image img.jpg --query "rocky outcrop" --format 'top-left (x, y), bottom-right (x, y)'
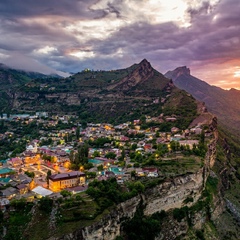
top-left (201, 116), bottom-right (218, 177)
top-left (108, 59), bottom-right (154, 91)
top-left (45, 93), bottom-right (80, 105)
top-left (144, 170), bottom-right (204, 216)
top-left (48, 171), bottom-right (206, 240)
top-left (48, 196), bottom-right (142, 240)
top-left (165, 66), bottom-right (190, 81)
top-left (51, 170), bottom-right (209, 240)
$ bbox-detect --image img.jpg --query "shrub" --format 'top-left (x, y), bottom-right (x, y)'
top-left (39, 197), bottom-right (53, 213)
top-left (60, 190), bottom-right (72, 197)
top-left (173, 207), bottom-right (188, 222)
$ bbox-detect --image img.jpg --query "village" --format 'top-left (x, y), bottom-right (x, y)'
top-left (0, 111), bottom-right (209, 211)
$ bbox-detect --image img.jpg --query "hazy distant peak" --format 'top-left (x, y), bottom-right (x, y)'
top-left (2, 53), bottom-right (70, 78)
top-left (165, 66), bottom-right (190, 81)
top-left (174, 66), bottom-right (190, 75)
top-left (229, 88), bottom-right (239, 92)
top-left (0, 63), bottom-right (9, 69)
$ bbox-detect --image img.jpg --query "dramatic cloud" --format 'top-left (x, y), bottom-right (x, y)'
top-left (0, 0), bottom-right (239, 88)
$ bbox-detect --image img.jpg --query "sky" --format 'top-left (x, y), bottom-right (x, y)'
top-left (0, 0), bottom-right (240, 89)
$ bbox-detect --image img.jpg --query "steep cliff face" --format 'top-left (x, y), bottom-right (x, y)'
top-left (143, 170), bottom-right (204, 216)
top-left (12, 92), bottom-right (81, 108)
top-left (48, 172), bottom-right (206, 240)
top-left (48, 196), bottom-right (142, 240)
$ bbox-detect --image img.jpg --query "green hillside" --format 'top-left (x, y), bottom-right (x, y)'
top-left (5, 59), bottom-right (196, 125)
top-left (0, 64), bottom-right (56, 112)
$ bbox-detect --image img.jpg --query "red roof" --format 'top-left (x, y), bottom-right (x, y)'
top-left (142, 167), bottom-right (158, 173)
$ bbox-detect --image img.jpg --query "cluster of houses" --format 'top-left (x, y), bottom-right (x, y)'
top-left (0, 111), bottom-right (208, 211)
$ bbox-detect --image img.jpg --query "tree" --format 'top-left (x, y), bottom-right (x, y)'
top-left (0, 210), bottom-right (3, 222)
top-left (39, 197), bottom-right (53, 213)
top-left (60, 190), bottom-right (72, 197)
top-left (69, 144), bottom-right (89, 169)
top-left (83, 162), bottom-right (94, 170)
top-left (81, 120), bottom-right (87, 129)
top-left (97, 165), bottom-right (104, 171)
top-left (46, 170), bottom-right (52, 185)
top-left (131, 170), bottom-right (136, 178)
top-left (131, 143), bottom-right (138, 151)
top-left (170, 141), bottom-right (180, 152)
top-left (134, 153), bottom-right (143, 162)
top-left (93, 150), bottom-right (100, 158)
top-left (25, 171), bottom-right (35, 178)
top-left (69, 150), bottom-right (74, 163)
top-left (77, 143), bottom-right (89, 165)
top-left (140, 115), bottom-right (146, 124)
top-left (10, 198), bottom-right (27, 210)
top-left (200, 130), bottom-right (205, 145)
top-left (105, 152), bottom-right (116, 159)
top-left (76, 126), bottom-right (80, 140)
top-left (121, 148), bottom-right (126, 160)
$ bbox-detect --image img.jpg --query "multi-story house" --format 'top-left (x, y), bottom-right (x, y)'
top-left (49, 171), bottom-right (85, 192)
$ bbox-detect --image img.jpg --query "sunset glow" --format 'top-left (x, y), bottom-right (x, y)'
top-left (233, 69), bottom-right (240, 78)
top-left (0, 0), bottom-right (239, 89)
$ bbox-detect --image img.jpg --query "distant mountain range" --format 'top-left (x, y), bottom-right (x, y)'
top-left (165, 66), bottom-right (240, 137)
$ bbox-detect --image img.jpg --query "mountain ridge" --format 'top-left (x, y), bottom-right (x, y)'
top-left (0, 59), bottom-right (198, 128)
top-left (165, 66), bottom-right (240, 137)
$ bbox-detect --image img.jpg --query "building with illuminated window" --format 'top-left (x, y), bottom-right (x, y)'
top-left (49, 171), bottom-right (85, 192)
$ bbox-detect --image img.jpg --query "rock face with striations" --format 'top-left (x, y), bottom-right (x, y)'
top-left (165, 66), bottom-right (190, 81)
top-left (108, 59), bottom-right (154, 91)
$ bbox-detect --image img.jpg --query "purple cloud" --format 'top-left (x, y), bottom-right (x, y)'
top-left (0, 0), bottom-right (239, 88)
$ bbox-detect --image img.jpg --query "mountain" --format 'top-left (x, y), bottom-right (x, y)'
top-left (0, 63), bottom-right (63, 113)
top-left (107, 59), bottom-right (168, 92)
top-left (0, 63), bottom-right (46, 89)
top-left (165, 66), bottom-right (240, 138)
top-left (5, 59), bottom-right (198, 127)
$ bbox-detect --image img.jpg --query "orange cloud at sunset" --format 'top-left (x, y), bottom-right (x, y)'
top-left (192, 59), bottom-right (240, 89)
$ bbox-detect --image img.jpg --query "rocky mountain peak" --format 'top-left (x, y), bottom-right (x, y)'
top-left (174, 66), bottom-right (190, 75)
top-left (139, 58), bottom-right (151, 67)
top-left (165, 66), bottom-right (190, 81)
top-left (108, 59), bottom-right (155, 91)
top-left (229, 88), bottom-right (239, 92)
top-left (136, 58), bottom-right (154, 78)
